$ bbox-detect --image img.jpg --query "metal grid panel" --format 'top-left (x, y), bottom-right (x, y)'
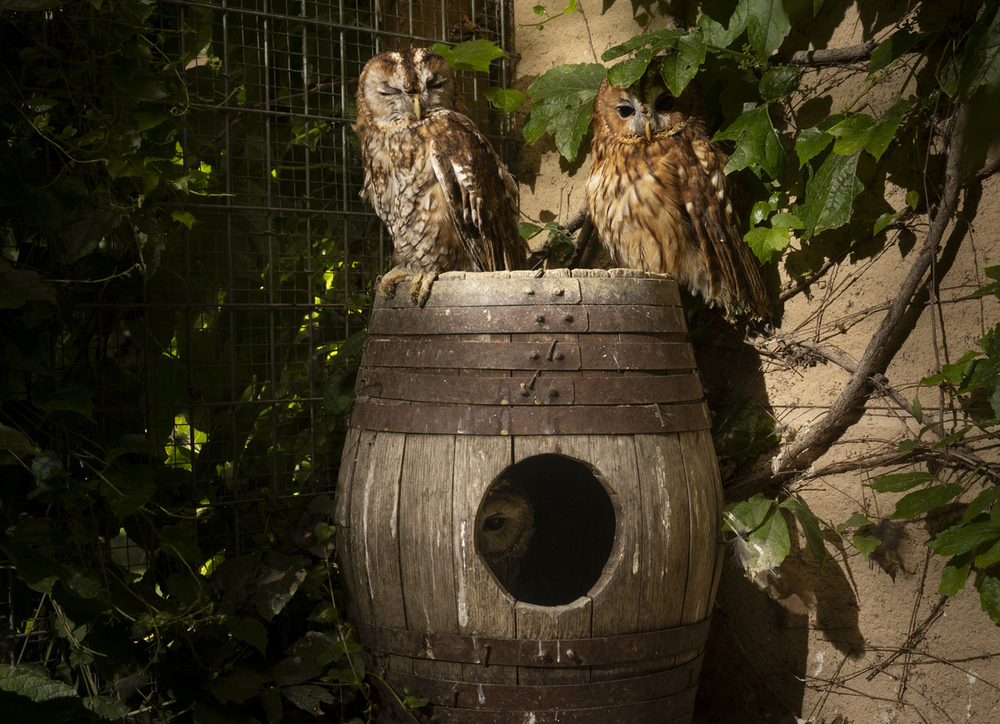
top-left (1, 0), bottom-right (514, 665)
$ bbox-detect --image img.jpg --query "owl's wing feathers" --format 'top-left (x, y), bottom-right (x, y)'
top-left (426, 111), bottom-right (527, 272)
top-left (679, 134), bottom-right (770, 319)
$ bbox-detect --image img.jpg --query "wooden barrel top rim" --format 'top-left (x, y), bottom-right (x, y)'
top-left (353, 618), bottom-right (712, 668)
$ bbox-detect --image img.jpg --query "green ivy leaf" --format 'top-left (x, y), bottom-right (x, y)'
top-left (759, 66), bottom-right (799, 101)
top-left (34, 385), bottom-right (95, 419)
top-left (697, 0), bottom-right (750, 48)
top-left (852, 534), bottom-right (879, 559)
top-left (283, 684), bottom-right (337, 715)
top-left (659, 34), bottom-right (707, 96)
top-left (868, 471), bottom-right (937, 493)
top-left (403, 685), bottom-right (430, 710)
top-left (723, 493), bottom-right (774, 533)
top-left (714, 104), bottom-right (785, 178)
top-left (742, 508), bottom-right (790, 576)
top-left (484, 87), bottom-right (526, 113)
top-left (0, 423), bottom-right (39, 455)
top-left (966, 327), bottom-right (1000, 418)
top-left (929, 520), bottom-right (1000, 556)
top-left (958, 1), bottom-right (1000, 101)
top-left (0, 663), bottom-right (80, 702)
top-left (210, 667), bottom-right (267, 705)
top-left (601, 29), bottom-right (683, 62)
top-left (518, 222), bottom-right (543, 240)
top-left (836, 511), bottom-right (875, 534)
top-left (524, 63), bottom-right (605, 162)
top-left (975, 537), bottom-right (1000, 568)
top-left (228, 617), bottom-right (269, 656)
top-left (607, 57), bottom-right (653, 89)
top-left (939, 552), bottom-right (972, 596)
top-left (869, 29), bottom-right (921, 76)
top-left (427, 40), bottom-right (507, 72)
top-left (0, 262), bottom-right (57, 309)
top-left (827, 112), bottom-right (902, 161)
top-left (744, 226), bottom-right (790, 263)
top-left (964, 486), bottom-right (1000, 524)
top-left (874, 211), bottom-right (897, 235)
top-left (781, 495), bottom-right (826, 568)
top-left (747, 0), bottom-right (792, 58)
top-left (795, 127), bottom-right (833, 168)
top-left (796, 150), bottom-right (863, 238)
top-left (889, 483), bottom-right (963, 519)
top-left (977, 571), bottom-right (1000, 625)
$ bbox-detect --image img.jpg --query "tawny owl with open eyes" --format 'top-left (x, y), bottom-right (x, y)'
top-left (355, 48), bottom-right (529, 306)
top-left (586, 59), bottom-right (770, 319)
top-left (475, 477), bottom-right (534, 593)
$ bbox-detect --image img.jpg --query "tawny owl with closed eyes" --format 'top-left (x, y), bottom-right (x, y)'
top-left (355, 48), bottom-right (529, 306)
top-left (586, 59), bottom-right (770, 320)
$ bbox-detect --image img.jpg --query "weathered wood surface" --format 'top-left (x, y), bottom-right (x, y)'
top-left (333, 271), bottom-right (723, 723)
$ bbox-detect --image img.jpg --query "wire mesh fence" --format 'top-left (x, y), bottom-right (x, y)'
top-left (0, 0), bottom-right (514, 681)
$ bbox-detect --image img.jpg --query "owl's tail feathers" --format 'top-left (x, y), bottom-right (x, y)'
top-left (726, 238), bottom-right (771, 321)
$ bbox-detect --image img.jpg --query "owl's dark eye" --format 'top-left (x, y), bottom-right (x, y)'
top-left (655, 93), bottom-right (675, 112)
top-left (617, 103), bottom-right (635, 119)
top-left (378, 85), bottom-right (402, 97)
top-left (484, 515), bottom-right (506, 531)
top-left (427, 76), bottom-right (446, 90)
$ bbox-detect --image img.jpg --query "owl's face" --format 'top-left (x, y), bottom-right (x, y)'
top-left (475, 478), bottom-right (534, 563)
top-left (357, 48), bottom-right (457, 127)
top-left (593, 60), bottom-right (707, 143)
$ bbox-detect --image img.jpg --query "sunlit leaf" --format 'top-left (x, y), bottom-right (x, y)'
top-left (747, 0), bottom-right (791, 58)
top-left (744, 226), bottom-right (790, 263)
top-left (484, 86), bottom-right (526, 113)
top-left (888, 483), bottom-right (962, 519)
top-left (868, 471), bottom-right (937, 493)
top-left (698, 0), bottom-right (750, 48)
top-left (940, 553), bottom-right (971, 596)
top-left (928, 520), bottom-right (1000, 556)
top-left (427, 39), bottom-right (507, 72)
top-left (714, 103), bottom-right (785, 178)
top-left (795, 127), bottom-right (833, 168)
top-left (607, 57), bottom-right (652, 89)
top-left (781, 495), bottom-right (826, 568)
top-left (834, 512), bottom-right (873, 536)
top-left (525, 63), bottom-right (605, 162)
top-left (659, 34), bottom-right (707, 95)
top-left (796, 150), bottom-right (863, 237)
top-left (828, 112), bottom-right (902, 161)
top-left (852, 534), bottom-right (879, 559)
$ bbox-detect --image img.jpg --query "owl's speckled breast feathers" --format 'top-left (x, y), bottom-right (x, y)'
top-left (586, 62), bottom-right (769, 320)
top-left (355, 48), bottom-right (527, 304)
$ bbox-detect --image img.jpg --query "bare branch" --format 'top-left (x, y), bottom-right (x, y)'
top-left (774, 104), bottom-right (971, 473)
top-left (785, 41), bottom-right (879, 67)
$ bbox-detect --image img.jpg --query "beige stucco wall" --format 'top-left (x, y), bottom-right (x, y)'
top-left (509, 1), bottom-right (1000, 722)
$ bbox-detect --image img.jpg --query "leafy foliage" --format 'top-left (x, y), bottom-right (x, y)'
top-left (0, 0), bottom-right (378, 720)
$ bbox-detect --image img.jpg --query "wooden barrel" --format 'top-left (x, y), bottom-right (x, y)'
top-left (333, 269), bottom-right (724, 723)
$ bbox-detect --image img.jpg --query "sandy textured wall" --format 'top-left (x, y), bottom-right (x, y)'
top-left (510, 1), bottom-right (1000, 722)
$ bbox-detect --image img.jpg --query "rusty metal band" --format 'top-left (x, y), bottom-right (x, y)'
top-left (361, 339), bottom-right (696, 372)
top-left (367, 304), bottom-right (687, 336)
top-left (375, 274), bottom-right (682, 310)
top-left (382, 656), bottom-right (703, 711)
top-left (349, 397), bottom-right (712, 435)
top-left (353, 618), bottom-right (711, 668)
top-left (355, 369), bottom-right (704, 407)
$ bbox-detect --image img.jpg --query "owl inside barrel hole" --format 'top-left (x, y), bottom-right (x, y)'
top-left (474, 454), bottom-right (616, 606)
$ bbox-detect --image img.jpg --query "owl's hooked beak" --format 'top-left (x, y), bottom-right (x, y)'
top-left (644, 119), bottom-right (653, 142)
top-left (412, 96), bottom-right (422, 120)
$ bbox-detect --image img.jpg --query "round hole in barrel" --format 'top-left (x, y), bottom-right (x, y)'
top-left (474, 453), bottom-right (616, 606)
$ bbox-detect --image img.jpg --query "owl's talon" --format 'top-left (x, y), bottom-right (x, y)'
top-left (409, 271), bottom-right (438, 307)
top-left (377, 266), bottom-right (411, 299)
